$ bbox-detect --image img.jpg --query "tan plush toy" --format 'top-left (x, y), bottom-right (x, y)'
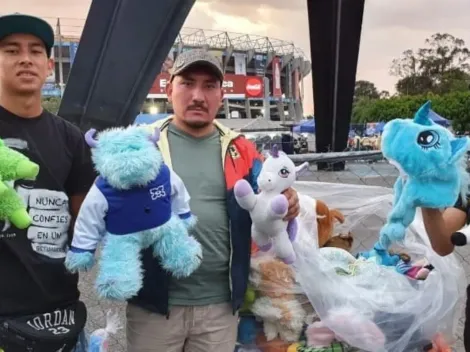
top-left (316, 200), bottom-right (345, 247)
top-left (250, 256), bottom-right (307, 343)
top-left (323, 233), bottom-right (354, 252)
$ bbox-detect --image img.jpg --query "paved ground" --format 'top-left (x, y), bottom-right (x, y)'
top-left (78, 161), bottom-right (467, 351)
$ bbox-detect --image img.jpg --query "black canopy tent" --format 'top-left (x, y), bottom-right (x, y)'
top-left (58, 0), bottom-right (196, 131)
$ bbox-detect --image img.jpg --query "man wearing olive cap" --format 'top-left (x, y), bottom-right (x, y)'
top-left (0, 13), bottom-right (95, 352)
top-left (126, 49), bottom-right (301, 351)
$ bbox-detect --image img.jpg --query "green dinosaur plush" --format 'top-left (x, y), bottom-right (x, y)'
top-left (0, 182), bottom-right (32, 229)
top-left (0, 138), bottom-right (39, 194)
top-left (0, 139), bottom-right (40, 229)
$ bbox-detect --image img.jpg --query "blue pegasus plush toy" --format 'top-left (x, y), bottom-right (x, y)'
top-left (65, 125), bottom-right (202, 301)
top-left (377, 101), bottom-right (469, 250)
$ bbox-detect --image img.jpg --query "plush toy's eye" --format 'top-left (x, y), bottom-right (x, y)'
top-left (278, 167), bottom-right (290, 178)
top-left (417, 130), bottom-right (440, 150)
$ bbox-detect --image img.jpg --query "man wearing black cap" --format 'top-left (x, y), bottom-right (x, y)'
top-left (0, 14), bottom-right (95, 352)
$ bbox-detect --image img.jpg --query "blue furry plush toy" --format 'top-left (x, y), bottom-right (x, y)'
top-left (65, 125), bottom-right (202, 301)
top-left (377, 101), bottom-right (469, 250)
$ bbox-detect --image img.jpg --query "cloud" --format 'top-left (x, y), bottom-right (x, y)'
top-left (7, 0), bottom-right (470, 114)
top-left (199, 0), bottom-right (304, 11)
top-left (364, 0), bottom-right (470, 32)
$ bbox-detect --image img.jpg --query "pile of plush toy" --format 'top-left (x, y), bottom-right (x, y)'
top-left (233, 101), bottom-right (464, 352)
top-left (234, 202), bottom-right (359, 352)
top-left (233, 148), bottom-right (361, 351)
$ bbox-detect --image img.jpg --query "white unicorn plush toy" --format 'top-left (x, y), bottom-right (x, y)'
top-left (234, 145), bottom-right (308, 264)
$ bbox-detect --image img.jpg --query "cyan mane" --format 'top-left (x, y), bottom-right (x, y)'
top-left (89, 126), bottom-right (163, 190)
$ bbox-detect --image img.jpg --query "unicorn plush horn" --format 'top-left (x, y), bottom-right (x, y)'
top-left (413, 101), bottom-right (433, 126)
top-left (270, 144), bottom-right (280, 158)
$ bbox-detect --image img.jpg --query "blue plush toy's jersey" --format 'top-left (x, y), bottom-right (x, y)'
top-left (377, 101), bottom-right (470, 249)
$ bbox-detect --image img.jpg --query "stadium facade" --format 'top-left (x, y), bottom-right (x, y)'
top-left (44, 28), bottom-right (311, 121)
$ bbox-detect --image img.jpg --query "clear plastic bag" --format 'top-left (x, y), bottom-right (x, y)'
top-left (88, 310), bottom-right (121, 352)
top-left (236, 181), bottom-right (465, 352)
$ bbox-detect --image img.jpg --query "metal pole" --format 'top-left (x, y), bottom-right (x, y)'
top-left (331, 0), bottom-right (342, 151)
top-left (263, 76), bottom-right (270, 120)
top-left (56, 18), bottom-right (65, 96)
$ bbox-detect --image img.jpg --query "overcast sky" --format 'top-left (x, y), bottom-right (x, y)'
top-left (3, 0), bottom-right (469, 114)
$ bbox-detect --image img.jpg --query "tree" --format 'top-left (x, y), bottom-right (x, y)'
top-left (354, 80), bottom-right (380, 100)
top-left (420, 33), bottom-right (470, 75)
top-left (379, 90), bottom-right (390, 99)
top-left (395, 75), bottom-right (434, 96)
top-left (351, 91), bottom-right (470, 130)
top-left (390, 33), bottom-right (470, 95)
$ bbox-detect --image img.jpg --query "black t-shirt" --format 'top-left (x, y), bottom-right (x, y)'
top-left (0, 105), bottom-right (96, 316)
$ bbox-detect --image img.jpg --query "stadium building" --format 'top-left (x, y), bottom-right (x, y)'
top-left (45, 27), bottom-right (311, 122)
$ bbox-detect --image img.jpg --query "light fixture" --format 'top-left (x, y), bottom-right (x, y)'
top-left (149, 106), bottom-right (158, 114)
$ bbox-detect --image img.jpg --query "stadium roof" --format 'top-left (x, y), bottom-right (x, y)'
top-left (46, 17), bottom-right (308, 59)
top-left (46, 17), bottom-right (311, 75)
top-left (177, 28), bottom-right (307, 58)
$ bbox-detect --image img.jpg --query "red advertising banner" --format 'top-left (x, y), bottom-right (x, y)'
top-left (293, 69), bottom-right (300, 100)
top-left (149, 72), bottom-right (170, 95)
top-left (149, 73), bottom-right (264, 98)
top-left (272, 57), bottom-right (282, 98)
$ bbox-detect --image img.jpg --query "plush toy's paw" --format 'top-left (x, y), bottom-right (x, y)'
top-left (161, 235), bottom-right (203, 278)
top-left (270, 195), bottom-right (288, 217)
top-left (234, 179), bottom-right (253, 198)
top-left (16, 160), bottom-right (40, 180)
top-left (280, 253), bottom-right (296, 265)
top-left (9, 208), bottom-right (32, 229)
top-left (65, 250), bottom-right (95, 273)
top-left (96, 234), bottom-right (144, 301)
top-left (257, 241), bottom-right (272, 252)
top-left (95, 274), bottom-right (142, 301)
top-left (287, 219), bottom-right (298, 242)
top-left (379, 222), bottom-right (406, 248)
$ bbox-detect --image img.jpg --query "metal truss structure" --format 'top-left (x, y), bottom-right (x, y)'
top-left (177, 27), bottom-right (306, 58)
top-left (50, 17), bottom-right (311, 77)
top-left (174, 28), bottom-right (311, 77)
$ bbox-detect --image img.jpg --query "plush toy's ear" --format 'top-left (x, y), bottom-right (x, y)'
top-left (84, 129), bottom-right (98, 148)
top-left (295, 162), bottom-right (310, 178)
top-left (449, 137), bottom-right (469, 164)
top-left (413, 101), bottom-right (433, 126)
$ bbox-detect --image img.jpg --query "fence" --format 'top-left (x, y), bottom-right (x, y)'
top-left (79, 151), bottom-right (468, 352)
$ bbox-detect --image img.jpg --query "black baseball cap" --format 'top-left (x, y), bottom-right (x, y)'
top-left (170, 49), bottom-right (224, 83)
top-left (0, 14), bottom-right (54, 57)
